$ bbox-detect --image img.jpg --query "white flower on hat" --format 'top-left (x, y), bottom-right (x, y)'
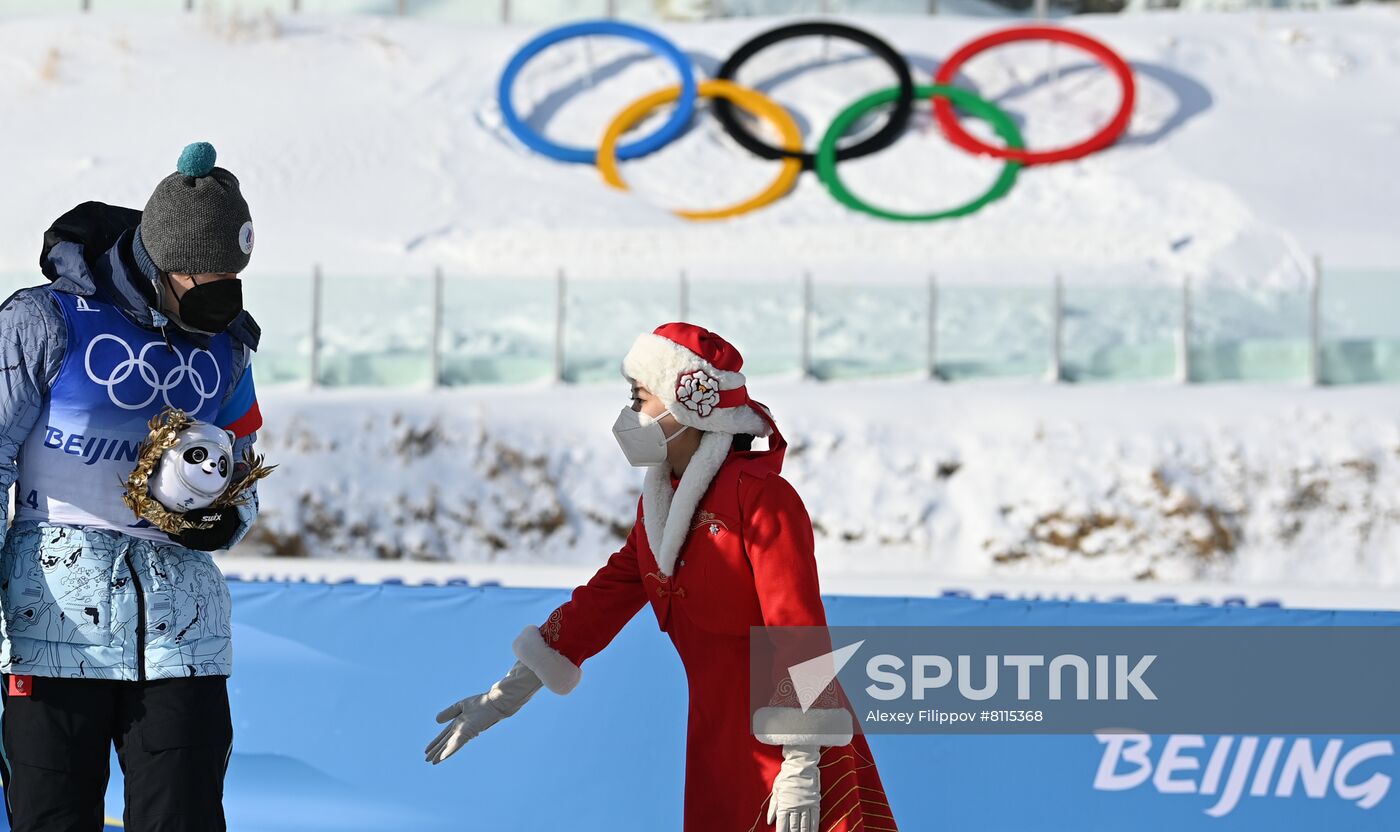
top-left (622, 323), bottom-right (771, 436)
top-left (675, 369), bottom-right (722, 418)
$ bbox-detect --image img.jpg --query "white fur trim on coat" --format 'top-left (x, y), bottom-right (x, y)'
top-left (512, 625), bottom-right (581, 695)
top-left (642, 430), bottom-right (732, 577)
top-left (622, 332), bottom-right (770, 437)
top-left (751, 706), bottom-right (855, 747)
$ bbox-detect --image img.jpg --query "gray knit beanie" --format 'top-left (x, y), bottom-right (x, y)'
top-left (139, 142), bottom-right (254, 275)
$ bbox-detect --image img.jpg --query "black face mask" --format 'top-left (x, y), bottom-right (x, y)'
top-left (177, 277), bottom-right (243, 333)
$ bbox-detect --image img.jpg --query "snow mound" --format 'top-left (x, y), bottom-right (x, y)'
top-left (0, 8), bottom-right (1397, 283)
top-left (240, 381), bottom-right (1400, 589)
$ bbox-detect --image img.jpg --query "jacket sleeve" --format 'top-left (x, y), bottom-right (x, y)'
top-left (741, 472), bottom-right (854, 747)
top-left (511, 511), bottom-right (648, 696)
top-left (213, 346), bottom-right (262, 550)
top-left (0, 289), bottom-right (66, 550)
top-left (744, 472), bottom-right (826, 629)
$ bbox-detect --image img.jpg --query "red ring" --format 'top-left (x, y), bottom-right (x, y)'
top-left (932, 26), bottom-right (1136, 166)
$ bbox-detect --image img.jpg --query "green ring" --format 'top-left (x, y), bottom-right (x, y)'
top-left (815, 84), bottom-right (1025, 223)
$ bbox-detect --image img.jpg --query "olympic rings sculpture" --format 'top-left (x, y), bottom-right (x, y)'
top-left (498, 20), bottom-right (698, 165)
top-left (712, 22), bottom-right (916, 173)
top-left (598, 79), bottom-right (805, 221)
top-left (498, 20), bottom-right (1136, 223)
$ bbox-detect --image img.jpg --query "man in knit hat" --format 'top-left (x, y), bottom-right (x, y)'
top-left (0, 142), bottom-right (262, 831)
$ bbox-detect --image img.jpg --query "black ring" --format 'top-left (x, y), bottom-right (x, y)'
top-left (713, 21), bottom-right (916, 173)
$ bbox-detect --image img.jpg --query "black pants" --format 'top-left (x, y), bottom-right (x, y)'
top-left (0, 675), bottom-right (231, 832)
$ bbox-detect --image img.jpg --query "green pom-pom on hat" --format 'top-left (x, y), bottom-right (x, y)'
top-left (176, 142), bottom-right (217, 178)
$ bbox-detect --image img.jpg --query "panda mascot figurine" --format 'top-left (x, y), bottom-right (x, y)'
top-left (149, 421), bottom-right (237, 512)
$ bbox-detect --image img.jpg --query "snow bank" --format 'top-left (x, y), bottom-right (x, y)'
top-left (6, 7), bottom-right (1398, 590)
top-left (1, 7), bottom-right (1397, 284)
top-left (239, 380), bottom-right (1400, 589)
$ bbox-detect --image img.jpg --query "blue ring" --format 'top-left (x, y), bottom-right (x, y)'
top-left (497, 20), bottom-right (698, 165)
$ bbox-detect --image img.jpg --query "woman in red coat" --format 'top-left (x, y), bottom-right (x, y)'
top-left (426, 322), bottom-right (897, 832)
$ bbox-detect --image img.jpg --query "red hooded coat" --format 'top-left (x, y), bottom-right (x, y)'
top-left (513, 420), bottom-right (897, 832)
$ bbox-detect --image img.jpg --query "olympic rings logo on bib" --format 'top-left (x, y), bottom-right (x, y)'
top-left (497, 21), bottom-right (1135, 223)
top-left (84, 334), bottom-right (223, 413)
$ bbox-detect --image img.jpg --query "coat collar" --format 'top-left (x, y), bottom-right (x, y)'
top-left (640, 406), bottom-right (788, 577)
top-left (641, 430), bottom-right (732, 577)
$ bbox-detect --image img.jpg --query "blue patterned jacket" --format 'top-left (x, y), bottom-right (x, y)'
top-left (0, 202), bottom-right (262, 681)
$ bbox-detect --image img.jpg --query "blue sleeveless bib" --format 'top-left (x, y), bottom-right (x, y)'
top-left (14, 289), bottom-right (234, 541)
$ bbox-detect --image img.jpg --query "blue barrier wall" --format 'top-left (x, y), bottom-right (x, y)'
top-left (2, 582), bottom-right (1397, 831)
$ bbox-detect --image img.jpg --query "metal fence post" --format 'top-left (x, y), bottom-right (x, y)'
top-left (927, 0), bottom-right (939, 13)
top-left (395, 0), bottom-right (407, 15)
top-left (553, 268), bottom-right (567, 383)
top-left (678, 269), bottom-right (689, 322)
top-left (1048, 273), bottom-right (1064, 383)
top-left (800, 271), bottom-right (814, 380)
top-left (1309, 254), bottom-right (1322, 386)
top-left (1176, 272), bottom-right (1192, 384)
top-left (501, 0), bottom-right (510, 23)
top-left (309, 264), bottom-right (322, 388)
top-left (606, 0), bottom-right (618, 16)
top-left (926, 272), bottom-right (939, 380)
top-left (431, 266), bottom-right (444, 389)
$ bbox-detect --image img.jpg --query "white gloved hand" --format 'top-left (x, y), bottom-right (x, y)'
top-left (766, 745), bottom-right (821, 832)
top-left (424, 660), bottom-right (542, 765)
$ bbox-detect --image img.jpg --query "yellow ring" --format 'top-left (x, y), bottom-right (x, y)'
top-left (597, 79), bottom-right (803, 221)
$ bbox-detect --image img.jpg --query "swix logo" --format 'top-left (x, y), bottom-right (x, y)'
top-left (1094, 733), bottom-right (1393, 816)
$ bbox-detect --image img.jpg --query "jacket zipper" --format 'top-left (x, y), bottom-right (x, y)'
top-left (123, 552), bottom-right (148, 682)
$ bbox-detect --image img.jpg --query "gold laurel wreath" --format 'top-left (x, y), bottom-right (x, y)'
top-left (121, 406), bottom-right (276, 535)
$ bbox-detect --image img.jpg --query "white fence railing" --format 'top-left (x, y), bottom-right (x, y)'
top-left (8, 262), bottom-right (1392, 389)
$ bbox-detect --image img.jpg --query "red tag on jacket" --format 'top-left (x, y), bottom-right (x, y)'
top-left (8, 674), bottom-right (33, 697)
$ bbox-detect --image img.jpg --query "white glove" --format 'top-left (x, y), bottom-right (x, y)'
top-left (424, 660), bottom-right (542, 765)
top-left (766, 745), bottom-right (821, 832)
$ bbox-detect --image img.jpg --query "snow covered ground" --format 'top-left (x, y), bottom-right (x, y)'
top-left (0, 6), bottom-right (1397, 283)
top-left (237, 380), bottom-right (1400, 591)
top-left (2, 7), bottom-right (1397, 590)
